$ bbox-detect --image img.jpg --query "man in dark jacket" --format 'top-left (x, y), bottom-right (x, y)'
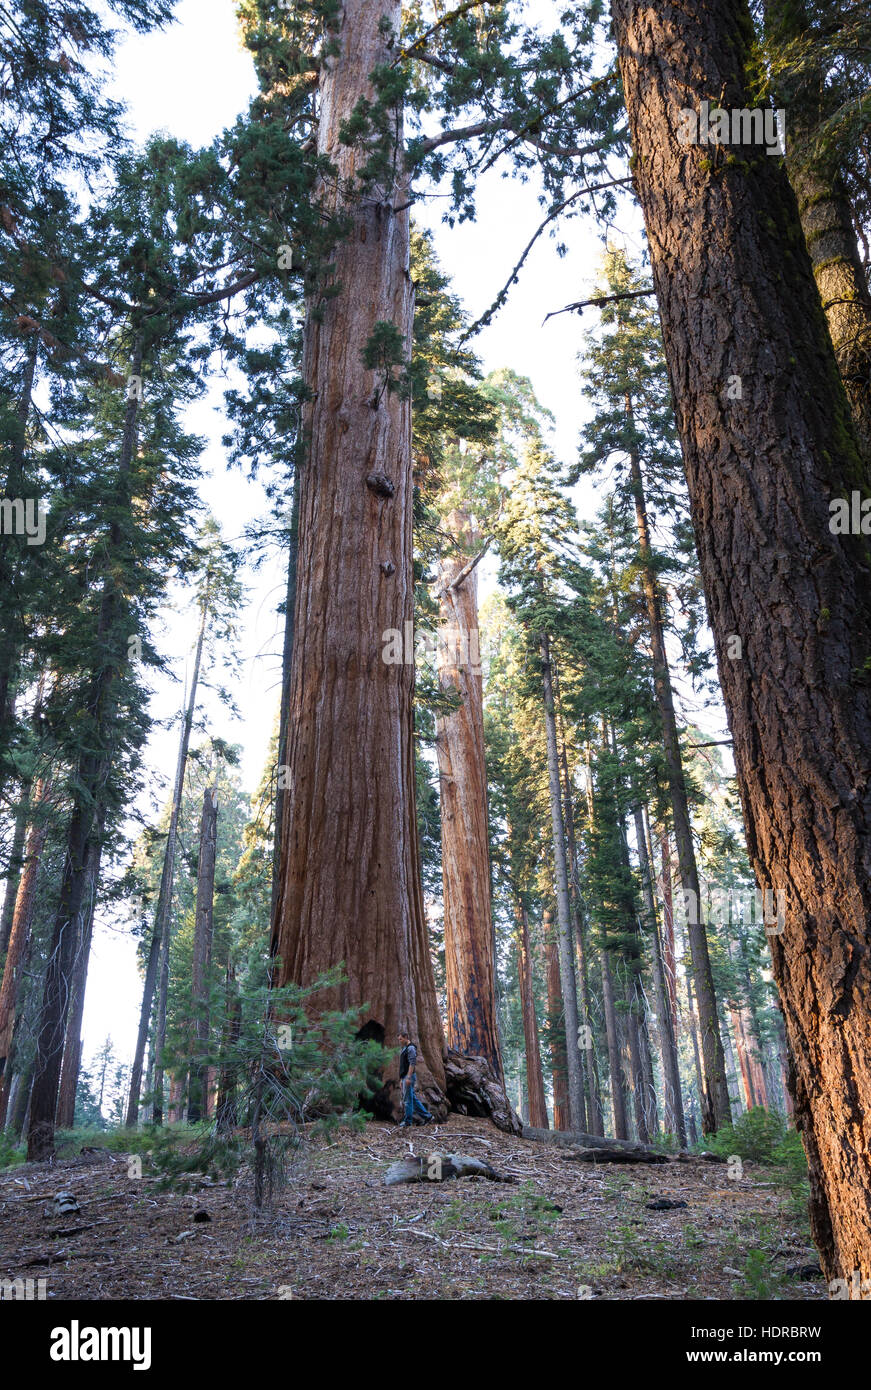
top-left (398, 1030), bottom-right (433, 1127)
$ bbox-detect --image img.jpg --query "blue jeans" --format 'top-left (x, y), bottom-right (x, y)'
top-left (403, 1075), bottom-right (432, 1124)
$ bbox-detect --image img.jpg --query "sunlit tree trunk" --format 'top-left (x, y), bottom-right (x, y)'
top-left (634, 805), bottom-right (686, 1144)
top-left (515, 897), bottom-right (548, 1129)
top-left (539, 634), bottom-right (584, 1128)
top-left (436, 512), bottom-right (502, 1078)
top-left (543, 913), bottom-right (569, 1130)
top-left (613, 0), bottom-right (871, 1283)
top-left (271, 0), bottom-right (445, 1116)
top-left (600, 946), bottom-right (629, 1141)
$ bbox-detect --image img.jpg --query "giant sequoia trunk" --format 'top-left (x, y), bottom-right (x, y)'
top-left (436, 513), bottom-right (502, 1079)
top-left (611, 0), bottom-right (871, 1285)
top-left (271, 0), bottom-right (445, 1117)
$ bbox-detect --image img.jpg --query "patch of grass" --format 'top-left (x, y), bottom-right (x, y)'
top-left (736, 1248), bottom-right (789, 1300)
top-left (681, 1222), bottom-right (706, 1250)
top-left (722, 1214), bottom-right (794, 1300)
top-left (485, 1182), bottom-right (561, 1247)
top-left (0, 1132), bottom-right (25, 1169)
top-left (53, 1123), bottom-right (195, 1161)
top-left (606, 1221), bottom-right (686, 1278)
top-left (432, 1195), bottom-right (470, 1236)
top-left (327, 1222), bottom-right (350, 1242)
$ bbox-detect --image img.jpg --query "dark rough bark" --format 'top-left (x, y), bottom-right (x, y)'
top-left (188, 786), bottom-right (218, 1123)
top-left (271, 0), bottom-right (445, 1116)
top-left (658, 830), bottom-right (678, 1029)
top-left (611, 0), bottom-right (871, 1284)
top-left (26, 778), bottom-right (109, 1160)
top-left (56, 874), bottom-right (99, 1129)
top-left (515, 898), bottom-right (549, 1129)
top-left (436, 514), bottom-right (502, 1079)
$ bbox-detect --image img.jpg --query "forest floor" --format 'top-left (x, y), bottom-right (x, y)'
top-left (0, 1115), bottom-right (825, 1300)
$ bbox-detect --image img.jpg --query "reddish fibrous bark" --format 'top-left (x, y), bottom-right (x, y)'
top-left (611, 0), bottom-right (871, 1282)
top-left (271, 0), bottom-right (445, 1117)
top-left (543, 913), bottom-right (569, 1131)
top-left (436, 514), bottom-right (502, 1080)
top-left (0, 779), bottom-right (50, 1126)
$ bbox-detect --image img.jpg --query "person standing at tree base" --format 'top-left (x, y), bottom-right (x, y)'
top-left (398, 1030), bottom-right (433, 1128)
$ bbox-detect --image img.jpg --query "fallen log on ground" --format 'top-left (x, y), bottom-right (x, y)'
top-left (384, 1152), bottom-right (516, 1185)
top-left (561, 1145), bottom-right (669, 1164)
top-left (522, 1125), bottom-right (668, 1163)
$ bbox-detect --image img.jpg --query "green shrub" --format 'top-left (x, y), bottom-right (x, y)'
top-left (703, 1106), bottom-right (791, 1164)
top-left (153, 967), bottom-right (388, 1209)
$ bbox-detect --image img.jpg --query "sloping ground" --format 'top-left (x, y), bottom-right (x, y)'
top-left (0, 1115), bottom-right (824, 1300)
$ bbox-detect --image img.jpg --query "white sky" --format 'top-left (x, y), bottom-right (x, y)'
top-left (79, 0), bottom-right (728, 1075)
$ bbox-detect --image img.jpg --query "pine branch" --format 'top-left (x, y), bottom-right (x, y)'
top-left (460, 178), bottom-right (634, 341)
top-left (392, 0), bottom-right (504, 67)
top-left (442, 538), bottom-right (492, 593)
top-left (543, 285), bottom-right (654, 323)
